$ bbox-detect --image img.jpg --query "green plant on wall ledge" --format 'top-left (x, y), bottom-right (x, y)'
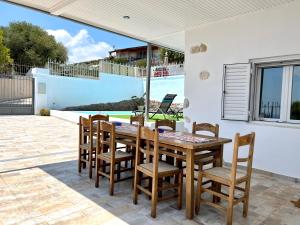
top-left (40, 108), bottom-right (50, 116)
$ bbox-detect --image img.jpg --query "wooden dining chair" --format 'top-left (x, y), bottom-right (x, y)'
top-left (192, 122), bottom-right (219, 173)
top-left (90, 114), bottom-right (109, 129)
top-left (117, 115), bottom-right (144, 147)
top-left (195, 132), bottom-right (255, 225)
top-left (78, 114), bottom-right (109, 178)
top-left (133, 126), bottom-right (183, 218)
top-left (116, 115), bottom-right (144, 167)
top-left (130, 115), bottom-right (144, 126)
top-left (155, 119), bottom-right (176, 163)
top-left (95, 121), bottom-right (134, 195)
top-left (78, 116), bottom-right (96, 177)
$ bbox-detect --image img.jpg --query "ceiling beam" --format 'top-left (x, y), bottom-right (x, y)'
top-left (49, 0), bottom-right (79, 15)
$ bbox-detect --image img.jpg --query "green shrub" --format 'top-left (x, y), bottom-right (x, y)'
top-left (64, 97), bottom-right (145, 111)
top-left (40, 108), bottom-right (50, 116)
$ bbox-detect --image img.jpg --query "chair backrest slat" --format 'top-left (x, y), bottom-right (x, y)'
top-left (130, 115), bottom-right (144, 126)
top-left (79, 116), bottom-right (91, 146)
top-left (155, 119), bottom-right (176, 131)
top-left (80, 116), bottom-right (90, 127)
top-left (192, 122), bottom-right (219, 137)
top-left (97, 121), bottom-right (116, 158)
top-left (90, 114), bottom-right (109, 123)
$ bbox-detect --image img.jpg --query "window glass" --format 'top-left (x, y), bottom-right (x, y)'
top-left (290, 66), bottom-right (300, 120)
top-left (259, 67), bottom-right (283, 119)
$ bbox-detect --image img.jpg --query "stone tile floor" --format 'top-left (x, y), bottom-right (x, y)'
top-left (0, 116), bottom-right (299, 225)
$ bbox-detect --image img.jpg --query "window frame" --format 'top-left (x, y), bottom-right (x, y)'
top-left (251, 56), bottom-right (300, 124)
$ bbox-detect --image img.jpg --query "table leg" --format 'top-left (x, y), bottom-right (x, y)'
top-left (215, 144), bottom-right (224, 167)
top-left (185, 150), bottom-right (194, 219)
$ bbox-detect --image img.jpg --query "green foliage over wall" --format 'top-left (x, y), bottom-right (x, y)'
top-left (0, 29), bottom-right (13, 72)
top-left (64, 98), bottom-right (144, 111)
top-left (108, 57), bottom-right (129, 64)
top-left (159, 48), bottom-right (184, 64)
top-left (135, 59), bottom-right (147, 68)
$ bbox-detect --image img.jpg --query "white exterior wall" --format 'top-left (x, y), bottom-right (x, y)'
top-left (32, 69), bottom-right (144, 114)
top-left (184, 1), bottom-right (300, 178)
top-left (145, 75), bottom-right (184, 104)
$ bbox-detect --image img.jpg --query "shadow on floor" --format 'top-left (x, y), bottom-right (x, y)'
top-left (38, 160), bottom-right (194, 225)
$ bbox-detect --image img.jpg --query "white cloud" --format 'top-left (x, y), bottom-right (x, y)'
top-left (46, 29), bottom-right (113, 63)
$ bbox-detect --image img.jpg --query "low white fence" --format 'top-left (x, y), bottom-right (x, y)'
top-left (46, 60), bottom-right (184, 79)
top-left (99, 61), bottom-right (146, 77)
top-left (48, 60), bottom-right (99, 79)
top-left (99, 61), bottom-right (184, 77)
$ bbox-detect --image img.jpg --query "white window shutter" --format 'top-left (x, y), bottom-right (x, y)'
top-left (222, 63), bottom-right (251, 121)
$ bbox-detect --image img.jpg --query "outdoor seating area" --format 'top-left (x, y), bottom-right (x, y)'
top-left (1, 1), bottom-right (300, 225)
top-left (0, 116), bottom-right (299, 225)
top-left (75, 113), bottom-right (296, 224)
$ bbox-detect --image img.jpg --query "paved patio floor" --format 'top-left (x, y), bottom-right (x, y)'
top-left (0, 116), bottom-right (299, 225)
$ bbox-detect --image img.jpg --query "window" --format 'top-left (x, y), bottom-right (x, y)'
top-left (258, 67), bottom-right (283, 120)
top-left (290, 66), bottom-right (300, 120)
top-left (222, 57), bottom-right (300, 123)
top-left (254, 60), bottom-right (300, 123)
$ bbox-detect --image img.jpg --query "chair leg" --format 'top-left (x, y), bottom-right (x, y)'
top-left (133, 170), bottom-right (139, 204)
top-left (89, 150), bottom-right (93, 179)
top-left (78, 148), bottom-right (82, 173)
top-left (131, 159), bottom-right (135, 189)
top-left (125, 146), bottom-right (130, 167)
top-left (151, 177), bottom-right (158, 218)
top-left (158, 178), bottom-right (163, 198)
top-left (148, 177), bottom-right (152, 200)
top-left (243, 180), bottom-right (251, 217)
top-left (109, 162), bottom-right (115, 196)
top-left (117, 162), bottom-right (121, 181)
top-left (195, 164), bottom-right (203, 214)
top-left (226, 184), bottom-right (235, 225)
top-left (83, 149), bottom-right (87, 168)
top-left (95, 158), bottom-right (101, 188)
top-left (177, 172), bottom-right (183, 210)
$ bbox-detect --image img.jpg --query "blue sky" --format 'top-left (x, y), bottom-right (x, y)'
top-left (0, 1), bottom-right (144, 62)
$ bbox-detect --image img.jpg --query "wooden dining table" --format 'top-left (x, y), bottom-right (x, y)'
top-left (113, 123), bottom-right (232, 219)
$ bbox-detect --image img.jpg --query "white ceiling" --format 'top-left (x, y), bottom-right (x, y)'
top-left (6, 0), bottom-right (297, 51)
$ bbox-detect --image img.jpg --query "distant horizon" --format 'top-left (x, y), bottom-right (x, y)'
top-left (0, 1), bottom-right (144, 63)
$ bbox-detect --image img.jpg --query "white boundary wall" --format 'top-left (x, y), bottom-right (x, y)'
top-left (32, 68), bottom-right (144, 114)
top-left (184, 1), bottom-right (300, 179)
top-left (146, 75), bottom-right (184, 103)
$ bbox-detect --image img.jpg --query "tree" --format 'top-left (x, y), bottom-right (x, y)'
top-left (159, 48), bottom-right (184, 64)
top-left (107, 56), bottom-right (129, 64)
top-left (0, 29), bottom-right (13, 72)
top-left (2, 22), bottom-right (67, 66)
top-left (135, 59), bottom-right (147, 68)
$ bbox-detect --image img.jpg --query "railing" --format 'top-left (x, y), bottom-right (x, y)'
top-left (260, 101), bottom-right (281, 119)
top-left (99, 60), bottom-right (146, 77)
top-left (48, 60), bottom-right (99, 79)
top-left (0, 63), bottom-right (35, 77)
top-left (99, 60), bottom-right (184, 78)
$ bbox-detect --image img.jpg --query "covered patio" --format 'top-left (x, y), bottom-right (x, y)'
top-left (0, 116), bottom-right (299, 225)
top-left (2, 0), bottom-right (300, 224)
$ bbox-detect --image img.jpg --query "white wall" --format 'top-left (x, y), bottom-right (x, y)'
top-left (144, 75), bottom-right (184, 103)
top-left (32, 69), bottom-right (144, 114)
top-left (184, 1), bottom-right (300, 178)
